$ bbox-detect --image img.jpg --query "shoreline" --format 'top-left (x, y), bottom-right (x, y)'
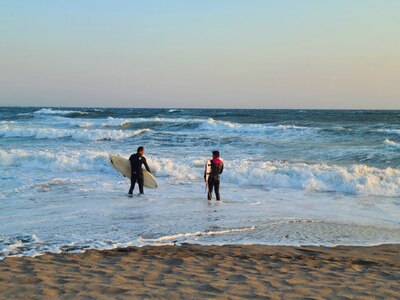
top-left (1, 244), bottom-right (399, 299)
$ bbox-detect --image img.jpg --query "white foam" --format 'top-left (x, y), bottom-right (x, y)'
top-left (198, 118), bottom-right (312, 136)
top-left (0, 126), bottom-right (151, 141)
top-left (0, 234), bottom-right (43, 258)
top-left (33, 108), bottom-right (87, 115)
top-left (36, 116), bottom-right (203, 129)
top-left (0, 148), bottom-right (110, 171)
top-left (51, 116), bottom-right (311, 135)
top-left (0, 241), bottom-right (24, 254)
top-left (2, 148), bottom-right (400, 196)
top-left (149, 157), bottom-right (199, 180)
top-left (225, 160), bottom-right (400, 197)
top-left (9, 178), bottom-right (80, 194)
top-left (138, 226), bottom-right (256, 243)
top-left (78, 121), bottom-right (95, 128)
top-left (377, 129), bottom-right (400, 136)
top-left (152, 157), bottom-right (400, 197)
top-left (384, 139), bottom-right (400, 148)
top-left (9, 115), bottom-right (316, 140)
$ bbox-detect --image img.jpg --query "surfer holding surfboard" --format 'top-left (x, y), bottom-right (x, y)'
top-left (204, 150), bottom-right (224, 201)
top-left (128, 146), bottom-right (152, 196)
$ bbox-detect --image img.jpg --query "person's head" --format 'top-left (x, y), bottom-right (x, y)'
top-left (137, 146), bottom-right (145, 155)
top-left (212, 150), bottom-right (220, 158)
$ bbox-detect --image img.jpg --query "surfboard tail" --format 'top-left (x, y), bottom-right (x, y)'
top-left (205, 160), bottom-right (212, 198)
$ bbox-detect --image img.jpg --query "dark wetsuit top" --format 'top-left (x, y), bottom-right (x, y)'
top-left (129, 153), bottom-right (151, 177)
top-left (128, 153), bottom-right (151, 195)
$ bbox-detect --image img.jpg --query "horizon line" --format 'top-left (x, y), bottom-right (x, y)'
top-left (1, 105), bottom-right (400, 111)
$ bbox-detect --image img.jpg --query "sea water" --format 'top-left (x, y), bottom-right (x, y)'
top-left (1, 107), bottom-right (400, 259)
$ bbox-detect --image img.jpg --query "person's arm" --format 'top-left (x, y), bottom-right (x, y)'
top-left (143, 157), bottom-right (151, 173)
top-left (220, 163), bottom-right (224, 174)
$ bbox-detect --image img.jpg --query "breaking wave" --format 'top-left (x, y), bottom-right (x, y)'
top-left (384, 139), bottom-right (400, 148)
top-left (377, 129), bottom-right (400, 136)
top-left (0, 126), bottom-right (151, 141)
top-left (0, 149), bottom-right (110, 172)
top-left (33, 108), bottom-right (89, 116)
top-left (2, 148), bottom-right (399, 197)
top-left (228, 161), bottom-right (400, 197)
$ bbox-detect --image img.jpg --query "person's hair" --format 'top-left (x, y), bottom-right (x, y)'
top-left (212, 150), bottom-right (220, 157)
top-left (137, 146), bottom-right (144, 153)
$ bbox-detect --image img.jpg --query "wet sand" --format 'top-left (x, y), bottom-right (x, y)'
top-left (0, 244), bottom-right (399, 299)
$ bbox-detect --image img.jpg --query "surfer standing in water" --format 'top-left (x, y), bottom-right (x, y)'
top-left (205, 150), bottom-right (224, 200)
top-left (129, 146), bottom-right (151, 196)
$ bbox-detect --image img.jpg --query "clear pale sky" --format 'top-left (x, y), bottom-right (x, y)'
top-left (0, 0), bottom-right (399, 109)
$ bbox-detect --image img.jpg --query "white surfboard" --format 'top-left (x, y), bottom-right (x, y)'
top-left (109, 154), bottom-right (158, 188)
top-left (205, 160), bottom-right (212, 194)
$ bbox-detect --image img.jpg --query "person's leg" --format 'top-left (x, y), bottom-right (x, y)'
top-left (129, 175), bottom-right (137, 194)
top-left (138, 176), bottom-right (144, 194)
top-left (207, 177), bottom-right (214, 200)
top-left (214, 179), bottom-right (220, 200)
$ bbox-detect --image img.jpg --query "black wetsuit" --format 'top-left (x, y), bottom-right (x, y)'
top-left (205, 158), bottom-right (224, 200)
top-left (128, 153), bottom-right (151, 194)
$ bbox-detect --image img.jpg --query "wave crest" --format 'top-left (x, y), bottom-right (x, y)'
top-left (2, 148), bottom-right (399, 197)
top-left (384, 139), bottom-right (400, 148)
top-left (0, 126), bottom-right (150, 141)
top-left (33, 108), bottom-right (88, 115)
top-left (224, 161), bottom-right (400, 197)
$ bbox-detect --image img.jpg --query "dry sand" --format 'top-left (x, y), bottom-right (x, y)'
top-left (0, 244), bottom-right (399, 299)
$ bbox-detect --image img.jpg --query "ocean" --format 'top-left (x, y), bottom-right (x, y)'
top-left (1, 107), bottom-right (400, 259)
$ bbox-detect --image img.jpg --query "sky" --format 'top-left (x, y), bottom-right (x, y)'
top-left (0, 0), bottom-right (399, 109)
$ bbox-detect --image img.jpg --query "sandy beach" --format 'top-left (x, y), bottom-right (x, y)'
top-left (0, 244), bottom-right (399, 299)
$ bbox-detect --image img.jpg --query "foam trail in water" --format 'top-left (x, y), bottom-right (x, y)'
top-left (138, 226), bottom-right (256, 243)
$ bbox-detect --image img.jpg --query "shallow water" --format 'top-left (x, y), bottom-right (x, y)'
top-left (1, 107), bottom-right (400, 259)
